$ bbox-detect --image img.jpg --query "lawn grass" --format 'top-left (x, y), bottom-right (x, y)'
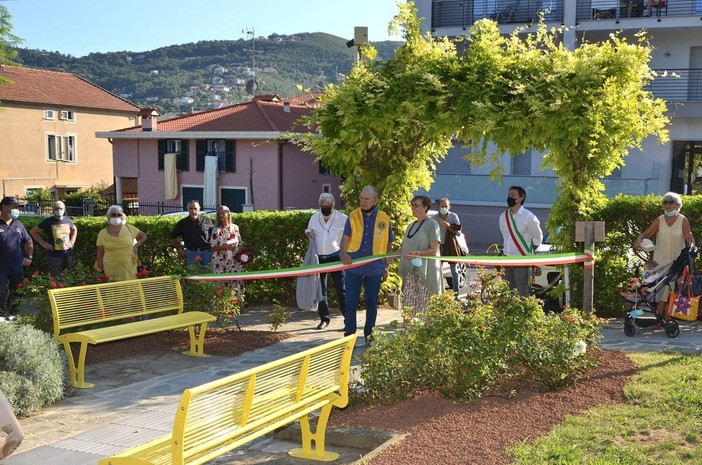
top-left (509, 352), bottom-right (702, 464)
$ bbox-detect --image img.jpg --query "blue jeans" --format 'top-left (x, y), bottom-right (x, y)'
top-left (344, 271), bottom-right (382, 338)
top-left (186, 250), bottom-right (213, 267)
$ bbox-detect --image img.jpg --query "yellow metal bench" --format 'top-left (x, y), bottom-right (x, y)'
top-left (98, 334), bottom-right (357, 465)
top-left (48, 275), bottom-right (216, 389)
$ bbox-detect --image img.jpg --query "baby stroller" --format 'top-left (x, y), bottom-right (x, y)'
top-left (623, 246), bottom-right (697, 339)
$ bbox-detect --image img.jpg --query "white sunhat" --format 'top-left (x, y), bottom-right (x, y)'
top-left (640, 238), bottom-right (655, 252)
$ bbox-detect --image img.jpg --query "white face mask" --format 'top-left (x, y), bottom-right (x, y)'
top-left (109, 217), bottom-right (123, 226)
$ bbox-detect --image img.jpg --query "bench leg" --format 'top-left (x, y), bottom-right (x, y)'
top-left (182, 322), bottom-right (210, 357)
top-left (288, 404), bottom-right (339, 462)
top-left (62, 340), bottom-right (94, 389)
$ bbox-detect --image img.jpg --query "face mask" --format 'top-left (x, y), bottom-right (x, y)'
top-left (320, 206), bottom-right (333, 216)
top-left (507, 197), bottom-right (518, 208)
top-left (9, 209), bottom-right (20, 220)
top-left (109, 217), bottom-right (123, 226)
top-left (361, 206), bottom-right (375, 214)
top-left (664, 209), bottom-right (678, 217)
top-left (411, 256), bottom-right (422, 267)
top-left (439, 207), bottom-right (449, 215)
top-left (54, 209), bottom-right (64, 217)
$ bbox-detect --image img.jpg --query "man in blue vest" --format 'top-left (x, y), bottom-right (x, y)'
top-left (0, 197), bottom-right (33, 317)
top-left (340, 185), bottom-right (394, 343)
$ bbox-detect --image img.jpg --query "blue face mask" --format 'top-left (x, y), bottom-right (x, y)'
top-left (411, 256), bottom-right (423, 267)
top-left (54, 209), bottom-right (64, 217)
top-left (439, 207), bottom-right (449, 215)
top-left (664, 209), bottom-right (678, 217)
top-left (9, 209), bottom-right (20, 220)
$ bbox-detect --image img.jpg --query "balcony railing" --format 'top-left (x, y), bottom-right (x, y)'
top-left (649, 68), bottom-right (702, 102)
top-left (578, 0), bottom-right (702, 21)
top-left (431, 0), bottom-right (564, 30)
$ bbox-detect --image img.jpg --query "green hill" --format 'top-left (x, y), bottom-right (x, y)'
top-left (14, 33), bottom-right (402, 113)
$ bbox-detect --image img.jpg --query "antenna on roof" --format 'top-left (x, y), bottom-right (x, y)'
top-left (242, 27), bottom-right (257, 97)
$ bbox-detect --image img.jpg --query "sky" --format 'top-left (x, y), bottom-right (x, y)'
top-left (4, 0), bottom-right (404, 57)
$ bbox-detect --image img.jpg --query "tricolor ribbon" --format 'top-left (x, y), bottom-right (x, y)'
top-left (187, 250), bottom-right (595, 281)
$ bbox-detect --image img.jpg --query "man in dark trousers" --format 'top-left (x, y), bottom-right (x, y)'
top-left (30, 200), bottom-right (77, 278)
top-left (0, 197), bottom-right (33, 316)
top-left (171, 200), bottom-right (214, 267)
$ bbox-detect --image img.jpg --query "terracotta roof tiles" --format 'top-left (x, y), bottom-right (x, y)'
top-left (0, 65), bottom-right (140, 113)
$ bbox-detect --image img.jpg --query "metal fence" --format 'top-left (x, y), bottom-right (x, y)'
top-left (22, 199), bottom-right (193, 217)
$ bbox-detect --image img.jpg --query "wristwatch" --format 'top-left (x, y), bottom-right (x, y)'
top-left (26, 255), bottom-right (33, 260)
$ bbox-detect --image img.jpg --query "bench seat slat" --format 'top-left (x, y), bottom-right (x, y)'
top-left (58, 311), bottom-right (215, 345)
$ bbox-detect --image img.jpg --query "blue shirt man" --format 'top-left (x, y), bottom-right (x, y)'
top-left (0, 197), bottom-right (33, 316)
top-left (340, 185), bottom-right (394, 343)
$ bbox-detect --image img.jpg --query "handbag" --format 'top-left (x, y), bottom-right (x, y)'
top-left (668, 266), bottom-right (700, 321)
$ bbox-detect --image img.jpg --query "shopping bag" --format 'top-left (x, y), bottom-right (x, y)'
top-left (669, 266), bottom-right (699, 321)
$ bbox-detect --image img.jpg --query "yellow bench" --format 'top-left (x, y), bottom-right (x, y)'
top-left (48, 275), bottom-right (216, 389)
top-left (98, 334), bottom-right (357, 465)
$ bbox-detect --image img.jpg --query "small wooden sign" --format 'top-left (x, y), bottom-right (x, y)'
top-left (575, 221), bottom-right (605, 242)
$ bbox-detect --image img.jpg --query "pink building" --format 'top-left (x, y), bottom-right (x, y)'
top-left (96, 95), bottom-right (342, 212)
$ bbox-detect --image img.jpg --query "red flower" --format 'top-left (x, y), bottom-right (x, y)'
top-left (194, 255), bottom-right (202, 263)
top-left (58, 283), bottom-right (65, 288)
top-left (15, 283), bottom-right (23, 289)
top-left (24, 277), bottom-right (29, 282)
top-left (81, 281), bottom-right (87, 286)
top-left (49, 281), bottom-right (58, 288)
top-left (33, 270), bottom-right (39, 276)
top-left (97, 277), bottom-right (103, 283)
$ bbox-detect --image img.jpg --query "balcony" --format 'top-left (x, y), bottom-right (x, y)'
top-left (431, 0), bottom-right (564, 30)
top-left (578, 0), bottom-right (702, 21)
top-left (649, 68), bottom-right (702, 102)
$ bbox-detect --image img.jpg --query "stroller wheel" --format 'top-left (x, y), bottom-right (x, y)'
top-left (665, 320), bottom-right (680, 338)
top-left (624, 317), bottom-right (636, 337)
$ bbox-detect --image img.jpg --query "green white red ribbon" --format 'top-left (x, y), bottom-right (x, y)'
top-left (187, 250), bottom-right (594, 282)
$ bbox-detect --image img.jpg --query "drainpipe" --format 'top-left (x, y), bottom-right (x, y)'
top-left (278, 141), bottom-right (286, 210)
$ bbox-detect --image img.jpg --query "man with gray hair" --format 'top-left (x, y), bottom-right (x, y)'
top-left (305, 193), bottom-right (348, 329)
top-left (30, 200), bottom-right (77, 278)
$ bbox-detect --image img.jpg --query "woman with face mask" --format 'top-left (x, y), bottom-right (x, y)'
top-left (95, 205), bottom-right (147, 281)
top-left (634, 192), bottom-right (696, 319)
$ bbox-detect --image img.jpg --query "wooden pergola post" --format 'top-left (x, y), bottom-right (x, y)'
top-left (575, 221), bottom-right (605, 314)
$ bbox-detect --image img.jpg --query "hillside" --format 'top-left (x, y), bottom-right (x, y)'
top-left (13, 33), bottom-right (402, 114)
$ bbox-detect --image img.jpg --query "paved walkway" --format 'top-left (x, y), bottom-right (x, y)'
top-left (2, 306), bottom-right (702, 465)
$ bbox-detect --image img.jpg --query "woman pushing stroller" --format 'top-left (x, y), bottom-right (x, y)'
top-left (633, 192), bottom-right (697, 320)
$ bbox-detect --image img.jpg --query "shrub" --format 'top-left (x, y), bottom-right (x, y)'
top-left (355, 275), bottom-right (603, 405)
top-left (181, 269), bottom-right (242, 328)
top-left (0, 322), bottom-right (67, 417)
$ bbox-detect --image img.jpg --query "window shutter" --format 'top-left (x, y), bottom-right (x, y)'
top-left (158, 140), bottom-right (165, 171)
top-left (179, 140), bottom-right (190, 171)
top-left (225, 140), bottom-right (235, 172)
top-left (196, 140), bottom-right (206, 172)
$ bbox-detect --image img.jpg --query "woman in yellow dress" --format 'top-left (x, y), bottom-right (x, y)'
top-left (95, 205), bottom-right (147, 281)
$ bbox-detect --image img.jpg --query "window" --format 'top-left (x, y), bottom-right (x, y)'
top-left (511, 149), bottom-right (532, 176)
top-left (59, 110), bottom-right (75, 122)
top-left (158, 139), bottom-right (189, 171)
top-left (196, 139), bottom-right (235, 172)
top-left (323, 184), bottom-right (331, 194)
top-left (44, 109), bottom-right (55, 120)
top-left (47, 134), bottom-right (76, 162)
top-left (319, 163), bottom-right (331, 175)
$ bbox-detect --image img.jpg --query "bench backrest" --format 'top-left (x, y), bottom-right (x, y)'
top-left (48, 275), bottom-right (184, 336)
top-left (170, 334), bottom-right (356, 465)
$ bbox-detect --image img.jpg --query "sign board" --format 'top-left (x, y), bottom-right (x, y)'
top-left (575, 221), bottom-right (605, 242)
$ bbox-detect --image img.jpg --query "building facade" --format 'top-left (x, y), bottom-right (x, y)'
top-left (0, 66), bottom-right (141, 200)
top-left (414, 0), bottom-right (702, 245)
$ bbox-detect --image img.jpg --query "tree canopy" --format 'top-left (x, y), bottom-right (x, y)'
top-left (295, 3), bottom-right (669, 249)
top-left (0, 5), bottom-right (21, 84)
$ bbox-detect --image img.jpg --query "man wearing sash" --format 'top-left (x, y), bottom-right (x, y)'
top-left (498, 186), bottom-right (543, 297)
top-left (340, 185), bottom-right (394, 343)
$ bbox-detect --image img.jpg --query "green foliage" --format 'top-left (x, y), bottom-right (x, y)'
top-left (0, 5), bottom-right (20, 74)
top-left (63, 183), bottom-right (109, 202)
top-left (509, 352), bottom-right (702, 465)
top-left (14, 33), bottom-right (401, 113)
top-left (355, 281), bottom-right (603, 405)
top-left (268, 304), bottom-right (292, 332)
top-left (0, 323), bottom-right (66, 417)
top-left (295, 3), bottom-right (457, 234)
top-left (181, 270), bottom-right (241, 328)
top-left (23, 187), bottom-right (55, 204)
top-left (16, 263), bottom-right (111, 332)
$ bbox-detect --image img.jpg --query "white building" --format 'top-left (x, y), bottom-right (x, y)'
top-left (414, 0), bottom-right (702, 245)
